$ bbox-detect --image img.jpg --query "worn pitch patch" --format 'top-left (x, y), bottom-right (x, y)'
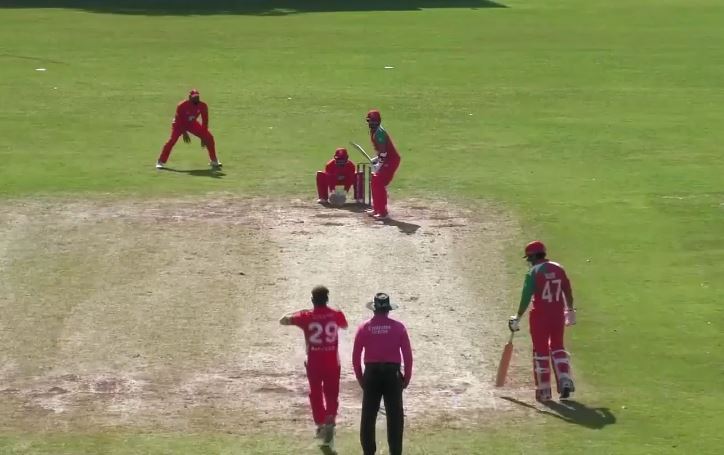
top-left (0, 196), bottom-right (525, 433)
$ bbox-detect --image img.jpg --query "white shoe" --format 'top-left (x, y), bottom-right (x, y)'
top-left (373, 212), bottom-right (389, 220)
top-left (317, 198), bottom-right (328, 204)
top-left (155, 161), bottom-right (165, 169)
top-left (210, 160), bottom-right (223, 168)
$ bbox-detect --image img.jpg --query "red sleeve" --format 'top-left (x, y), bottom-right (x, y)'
top-left (290, 310), bottom-right (309, 328)
top-left (562, 269), bottom-right (573, 302)
top-left (201, 103), bottom-right (209, 129)
top-left (325, 159), bottom-right (336, 174)
top-left (400, 325), bottom-right (413, 386)
top-left (352, 324), bottom-right (365, 382)
top-left (174, 102), bottom-right (184, 122)
top-left (344, 161), bottom-right (356, 191)
top-left (337, 311), bottom-right (348, 330)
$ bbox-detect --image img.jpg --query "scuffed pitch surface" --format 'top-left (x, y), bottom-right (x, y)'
top-left (0, 197), bottom-right (520, 433)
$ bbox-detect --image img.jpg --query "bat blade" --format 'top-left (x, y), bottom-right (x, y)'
top-left (495, 334), bottom-right (515, 387)
top-left (349, 141), bottom-right (373, 163)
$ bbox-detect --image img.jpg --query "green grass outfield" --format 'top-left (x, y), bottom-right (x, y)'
top-left (2, 0), bottom-right (724, 453)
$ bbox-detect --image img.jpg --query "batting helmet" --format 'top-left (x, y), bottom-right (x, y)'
top-left (334, 148), bottom-right (349, 162)
top-left (523, 241), bottom-right (547, 258)
top-left (366, 109), bottom-right (382, 125)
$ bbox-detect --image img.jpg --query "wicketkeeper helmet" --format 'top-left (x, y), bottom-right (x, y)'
top-left (334, 148), bottom-right (349, 162)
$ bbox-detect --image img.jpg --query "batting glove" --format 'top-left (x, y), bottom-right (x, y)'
top-left (508, 315), bottom-right (521, 332)
top-left (565, 309), bottom-right (577, 326)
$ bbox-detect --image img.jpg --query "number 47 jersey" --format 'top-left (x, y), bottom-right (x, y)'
top-left (523, 260), bottom-right (572, 313)
top-left (291, 306), bottom-right (349, 367)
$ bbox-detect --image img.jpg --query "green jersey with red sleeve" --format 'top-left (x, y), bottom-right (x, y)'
top-left (370, 126), bottom-right (400, 167)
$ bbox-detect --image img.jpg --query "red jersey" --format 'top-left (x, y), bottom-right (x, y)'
top-left (324, 159), bottom-right (356, 190)
top-left (519, 260), bottom-right (572, 314)
top-left (291, 306), bottom-right (348, 366)
top-left (370, 126), bottom-right (400, 168)
top-left (173, 100), bottom-right (209, 128)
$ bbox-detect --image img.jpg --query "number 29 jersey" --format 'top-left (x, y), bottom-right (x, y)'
top-left (291, 306), bottom-right (349, 366)
top-left (521, 260), bottom-right (572, 313)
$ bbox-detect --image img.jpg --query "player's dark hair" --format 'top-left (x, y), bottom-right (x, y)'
top-left (311, 285), bottom-right (329, 306)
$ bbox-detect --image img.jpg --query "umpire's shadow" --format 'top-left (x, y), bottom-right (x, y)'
top-left (500, 396), bottom-right (616, 429)
top-left (159, 167), bottom-right (226, 179)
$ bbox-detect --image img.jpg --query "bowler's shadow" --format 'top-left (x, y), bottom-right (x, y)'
top-left (500, 397), bottom-right (616, 430)
top-left (159, 167), bottom-right (226, 179)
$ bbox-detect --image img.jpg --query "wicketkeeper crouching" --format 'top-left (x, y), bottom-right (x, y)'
top-left (316, 148), bottom-right (356, 206)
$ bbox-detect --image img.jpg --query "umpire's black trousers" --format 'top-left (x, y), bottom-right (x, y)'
top-left (360, 362), bottom-right (404, 455)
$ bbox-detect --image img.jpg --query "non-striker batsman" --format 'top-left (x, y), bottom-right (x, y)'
top-left (508, 241), bottom-right (577, 402)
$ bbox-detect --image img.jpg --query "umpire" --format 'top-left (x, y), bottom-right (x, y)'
top-left (352, 292), bottom-right (413, 455)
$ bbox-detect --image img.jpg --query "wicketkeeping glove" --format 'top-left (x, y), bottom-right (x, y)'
top-left (182, 132), bottom-right (191, 144)
top-left (508, 315), bottom-right (521, 332)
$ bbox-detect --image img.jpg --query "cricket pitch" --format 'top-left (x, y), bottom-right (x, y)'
top-left (0, 196), bottom-right (525, 434)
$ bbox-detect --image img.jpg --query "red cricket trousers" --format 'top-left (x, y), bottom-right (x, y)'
top-left (306, 361), bottom-right (341, 425)
top-left (316, 171), bottom-right (336, 200)
top-left (158, 121), bottom-right (217, 163)
top-left (371, 161), bottom-right (399, 216)
top-left (529, 308), bottom-right (571, 392)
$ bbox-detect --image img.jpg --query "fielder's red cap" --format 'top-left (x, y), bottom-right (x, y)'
top-left (524, 240), bottom-right (546, 258)
top-left (189, 89), bottom-right (200, 98)
top-left (366, 109), bottom-right (381, 123)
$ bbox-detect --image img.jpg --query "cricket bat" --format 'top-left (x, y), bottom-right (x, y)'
top-left (349, 141), bottom-right (374, 163)
top-left (495, 333), bottom-right (515, 387)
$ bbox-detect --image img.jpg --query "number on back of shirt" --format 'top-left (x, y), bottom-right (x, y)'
top-left (309, 321), bottom-right (338, 345)
top-left (542, 279), bottom-right (562, 303)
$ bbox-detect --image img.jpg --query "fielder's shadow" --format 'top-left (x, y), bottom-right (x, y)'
top-left (159, 167), bottom-right (226, 179)
top-left (500, 396), bottom-right (616, 430)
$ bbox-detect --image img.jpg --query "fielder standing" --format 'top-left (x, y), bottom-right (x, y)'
top-left (352, 293), bottom-right (412, 455)
top-left (280, 286), bottom-right (348, 448)
top-left (508, 241), bottom-right (577, 402)
top-left (365, 110), bottom-right (401, 220)
top-left (156, 89), bottom-right (222, 169)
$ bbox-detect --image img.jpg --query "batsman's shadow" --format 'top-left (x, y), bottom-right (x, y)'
top-left (381, 217), bottom-right (421, 235)
top-left (334, 204), bottom-right (421, 234)
top-left (500, 396), bottom-right (616, 430)
top-left (159, 167), bottom-right (226, 179)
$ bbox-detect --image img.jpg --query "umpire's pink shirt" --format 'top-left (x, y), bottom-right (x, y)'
top-left (352, 313), bottom-right (413, 385)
